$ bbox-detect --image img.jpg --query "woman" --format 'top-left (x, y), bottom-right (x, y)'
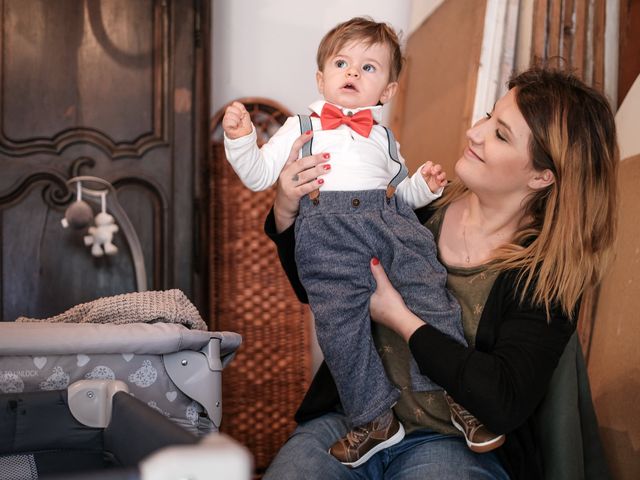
top-left (262, 67), bottom-right (617, 479)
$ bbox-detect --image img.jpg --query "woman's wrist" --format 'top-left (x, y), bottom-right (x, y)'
top-left (398, 310), bottom-right (427, 343)
top-left (273, 199), bottom-right (298, 234)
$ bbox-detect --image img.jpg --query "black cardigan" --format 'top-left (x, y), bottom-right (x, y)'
top-left (264, 206), bottom-right (576, 479)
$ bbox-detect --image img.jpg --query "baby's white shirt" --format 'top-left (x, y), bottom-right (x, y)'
top-left (223, 100), bottom-right (441, 209)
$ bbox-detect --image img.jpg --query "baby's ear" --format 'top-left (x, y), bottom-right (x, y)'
top-left (379, 81), bottom-right (398, 104)
top-left (316, 71), bottom-right (325, 95)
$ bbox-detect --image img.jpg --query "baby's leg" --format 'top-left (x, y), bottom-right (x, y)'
top-left (295, 197), bottom-right (407, 467)
top-left (295, 212), bottom-right (398, 426)
top-left (376, 202), bottom-right (466, 392)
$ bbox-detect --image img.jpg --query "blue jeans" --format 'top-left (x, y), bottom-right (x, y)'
top-left (263, 413), bottom-right (510, 479)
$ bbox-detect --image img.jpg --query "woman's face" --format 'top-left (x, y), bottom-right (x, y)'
top-left (455, 89), bottom-right (536, 199)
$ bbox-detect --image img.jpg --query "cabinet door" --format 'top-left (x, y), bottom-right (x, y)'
top-left (0, 0), bottom-right (209, 321)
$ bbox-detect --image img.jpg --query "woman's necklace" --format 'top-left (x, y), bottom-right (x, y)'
top-left (462, 225), bottom-right (471, 264)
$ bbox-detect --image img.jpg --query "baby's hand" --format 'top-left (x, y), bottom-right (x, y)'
top-left (222, 101), bottom-right (253, 139)
top-left (420, 161), bottom-right (447, 192)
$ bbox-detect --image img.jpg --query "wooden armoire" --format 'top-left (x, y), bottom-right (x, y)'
top-left (0, 0), bottom-right (210, 321)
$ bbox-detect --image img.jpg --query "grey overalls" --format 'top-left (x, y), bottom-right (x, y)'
top-left (294, 115), bottom-right (466, 427)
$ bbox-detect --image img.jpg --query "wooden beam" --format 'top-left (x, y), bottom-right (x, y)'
top-left (532, 0), bottom-right (550, 63)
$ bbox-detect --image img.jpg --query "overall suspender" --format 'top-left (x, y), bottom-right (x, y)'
top-left (382, 125), bottom-right (408, 199)
top-left (298, 115), bottom-right (314, 159)
top-left (297, 115), bottom-right (319, 202)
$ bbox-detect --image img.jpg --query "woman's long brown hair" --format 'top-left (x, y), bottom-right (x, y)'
top-left (439, 67), bottom-right (619, 319)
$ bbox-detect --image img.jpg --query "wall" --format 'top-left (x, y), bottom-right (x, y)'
top-left (584, 73), bottom-right (640, 480)
top-left (211, 0), bottom-right (445, 119)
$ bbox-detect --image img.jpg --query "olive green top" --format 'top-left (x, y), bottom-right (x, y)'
top-left (372, 208), bottom-right (499, 434)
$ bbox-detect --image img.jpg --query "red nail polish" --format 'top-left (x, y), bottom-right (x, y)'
top-left (305, 130), bottom-right (312, 135)
top-left (323, 153), bottom-right (330, 159)
top-left (372, 257), bottom-right (380, 265)
top-left (323, 164), bottom-right (331, 170)
top-left (318, 178), bottom-right (324, 185)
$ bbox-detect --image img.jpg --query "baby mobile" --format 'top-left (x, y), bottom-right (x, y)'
top-left (61, 177), bottom-right (119, 257)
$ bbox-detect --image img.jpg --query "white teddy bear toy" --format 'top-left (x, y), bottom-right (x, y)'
top-left (84, 212), bottom-right (119, 257)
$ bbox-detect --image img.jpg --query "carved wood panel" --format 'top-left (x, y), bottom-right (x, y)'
top-left (0, 0), bottom-right (168, 158)
top-left (0, 0), bottom-right (209, 321)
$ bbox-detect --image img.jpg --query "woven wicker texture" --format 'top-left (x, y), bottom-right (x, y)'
top-left (210, 100), bottom-right (312, 473)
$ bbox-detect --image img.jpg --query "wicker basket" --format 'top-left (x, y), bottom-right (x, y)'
top-left (209, 99), bottom-right (312, 474)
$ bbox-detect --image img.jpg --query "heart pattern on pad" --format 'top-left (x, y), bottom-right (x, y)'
top-left (77, 354), bottom-right (90, 367)
top-left (166, 391), bottom-right (178, 402)
top-left (33, 357), bottom-right (47, 369)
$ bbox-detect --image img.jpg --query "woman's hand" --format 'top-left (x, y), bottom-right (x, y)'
top-left (274, 130), bottom-right (331, 233)
top-left (369, 258), bottom-right (426, 342)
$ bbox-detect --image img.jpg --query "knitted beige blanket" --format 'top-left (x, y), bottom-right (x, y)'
top-left (16, 289), bottom-right (207, 331)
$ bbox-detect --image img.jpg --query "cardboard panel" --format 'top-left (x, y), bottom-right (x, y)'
top-left (391, 0), bottom-right (486, 175)
top-left (588, 153), bottom-right (640, 480)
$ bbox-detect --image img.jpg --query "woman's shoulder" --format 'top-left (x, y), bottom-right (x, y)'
top-left (491, 268), bottom-right (542, 305)
top-left (490, 267), bottom-right (576, 327)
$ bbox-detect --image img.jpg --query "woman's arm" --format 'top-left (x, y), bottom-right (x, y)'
top-left (369, 261), bottom-right (575, 434)
top-left (264, 208), bottom-right (308, 304)
top-left (368, 257), bottom-right (426, 341)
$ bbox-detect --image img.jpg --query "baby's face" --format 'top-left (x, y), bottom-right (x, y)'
top-left (316, 40), bottom-right (397, 109)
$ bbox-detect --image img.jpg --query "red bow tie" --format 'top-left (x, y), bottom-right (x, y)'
top-left (319, 103), bottom-right (374, 137)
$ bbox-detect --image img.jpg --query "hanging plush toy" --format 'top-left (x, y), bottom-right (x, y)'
top-left (61, 182), bottom-right (94, 230)
top-left (83, 192), bottom-right (119, 257)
